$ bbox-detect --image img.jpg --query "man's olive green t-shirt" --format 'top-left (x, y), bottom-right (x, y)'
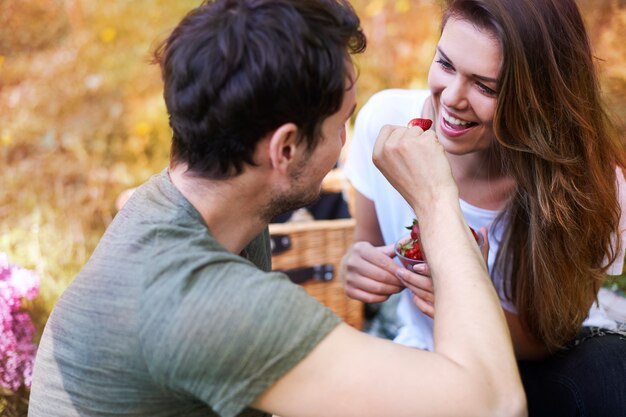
top-left (29, 170), bottom-right (341, 417)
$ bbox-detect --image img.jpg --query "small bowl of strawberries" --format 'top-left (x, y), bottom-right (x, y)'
top-left (395, 236), bottom-right (426, 270)
top-left (394, 219), bottom-right (426, 270)
top-left (394, 219), bottom-right (484, 271)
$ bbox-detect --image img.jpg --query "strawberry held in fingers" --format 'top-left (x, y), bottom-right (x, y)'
top-left (407, 118), bottom-right (433, 131)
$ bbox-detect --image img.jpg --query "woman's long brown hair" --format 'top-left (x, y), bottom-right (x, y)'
top-left (444, 0), bottom-right (626, 350)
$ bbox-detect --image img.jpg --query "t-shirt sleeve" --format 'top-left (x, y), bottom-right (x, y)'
top-left (344, 89), bottom-right (427, 205)
top-left (140, 255), bottom-right (341, 417)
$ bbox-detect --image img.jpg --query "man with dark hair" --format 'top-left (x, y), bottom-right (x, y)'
top-left (28, 1), bottom-right (525, 416)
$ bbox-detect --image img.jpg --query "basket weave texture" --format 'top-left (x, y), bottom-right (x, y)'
top-left (269, 219), bottom-right (364, 329)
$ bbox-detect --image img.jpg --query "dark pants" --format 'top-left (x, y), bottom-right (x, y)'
top-left (518, 327), bottom-right (626, 417)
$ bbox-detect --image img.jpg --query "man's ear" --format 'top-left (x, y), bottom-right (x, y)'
top-left (268, 122), bottom-right (300, 173)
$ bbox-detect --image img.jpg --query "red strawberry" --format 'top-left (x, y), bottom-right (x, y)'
top-left (404, 245), bottom-right (423, 261)
top-left (409, 219), bottom-right (420, 240)
top-left (408, 118), bottom-right (433, 130)
top-left (400, 219), bottom-right (424, 261)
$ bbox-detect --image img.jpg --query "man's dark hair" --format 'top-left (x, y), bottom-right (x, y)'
top-left (154, 0), bottom-right (366, 179)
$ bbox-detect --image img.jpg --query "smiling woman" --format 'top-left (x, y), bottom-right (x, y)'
top-left (342, 0), bottom-right (626, 415)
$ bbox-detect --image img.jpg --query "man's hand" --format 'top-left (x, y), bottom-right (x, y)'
top-left (372, 125), bottom-right (458, 217)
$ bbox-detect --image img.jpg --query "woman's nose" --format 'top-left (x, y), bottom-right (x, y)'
top-left (441, 76), bottom-right (469, 111)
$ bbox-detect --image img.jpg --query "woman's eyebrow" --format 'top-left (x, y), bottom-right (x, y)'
top-left (437, 46), bottom-right (498, 84)
top-left (474, 73), bottom-right (498, 84)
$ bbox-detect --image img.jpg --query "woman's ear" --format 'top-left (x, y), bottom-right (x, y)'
top-left (268, 122), bottom-right (299, 173)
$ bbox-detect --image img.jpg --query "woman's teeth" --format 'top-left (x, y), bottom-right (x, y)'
top-left (443, 111), bottom-right (473, 127)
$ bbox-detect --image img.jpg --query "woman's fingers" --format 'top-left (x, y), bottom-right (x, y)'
top-left (412, 292), bottom-right (435, 318)
top-left (410, 262), bottom-right (431, 277)
top-left (397, 266), bottom-right (435, 317)
top-left (346, 274), bottom-right (403, 297)
top-left (342, 241), bottom-right (405, 303)
top-left (347, 287), bottom-right (394, 304)
top-left (397, 267), bottom-right (433, 293)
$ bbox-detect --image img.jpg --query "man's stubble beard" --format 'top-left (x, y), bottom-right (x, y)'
top-left (259, 158), bottom-right (322, 222)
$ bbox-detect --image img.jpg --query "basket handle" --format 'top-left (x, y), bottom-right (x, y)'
top-left (270, 234), bottom-right (292, 255)
top-left (277, 264), bottom-right (334, 284)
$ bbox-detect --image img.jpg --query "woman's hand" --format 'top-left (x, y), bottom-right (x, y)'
top-left (397, 263), bottom-right (436, 318)
top-left (341, 241), bottom-right (404, 303)
top-left (399, 227), bottom-right (490, 318)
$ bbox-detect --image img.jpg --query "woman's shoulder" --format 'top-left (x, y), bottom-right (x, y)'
top-left (616, 166), bottom-right (626, 185)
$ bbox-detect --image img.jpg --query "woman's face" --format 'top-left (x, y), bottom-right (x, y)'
top-left (428, 16), bottom-right (502, 155)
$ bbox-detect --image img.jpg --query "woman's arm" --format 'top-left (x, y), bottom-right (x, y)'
top-left (342, 192), bottom-right (405, 303)
top-left (352, 192), bottom-right (384, 244)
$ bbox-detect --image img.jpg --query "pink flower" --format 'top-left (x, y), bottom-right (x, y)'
top-left (0, 253), bottom-right (40, 392)
top-left (9, 267), bottom-right (40, 301)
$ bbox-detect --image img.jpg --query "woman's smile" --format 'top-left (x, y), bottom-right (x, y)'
top-left (439, 108), bottom-right (478, 137)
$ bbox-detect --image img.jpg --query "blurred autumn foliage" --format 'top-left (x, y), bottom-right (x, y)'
top-left (0, 0), bottom-right (625, 350)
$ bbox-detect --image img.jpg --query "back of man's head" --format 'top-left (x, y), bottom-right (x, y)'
top-left (154, 0), bottom-right (366, 179)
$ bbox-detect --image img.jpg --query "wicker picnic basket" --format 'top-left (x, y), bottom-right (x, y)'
top-left (268, 218), bottom-right (364, 329)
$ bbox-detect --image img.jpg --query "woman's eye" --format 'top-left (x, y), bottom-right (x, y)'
top-left (435, 59), bottom-right (454, 72)
top-left (476, 82), bottom-right (497, 97)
